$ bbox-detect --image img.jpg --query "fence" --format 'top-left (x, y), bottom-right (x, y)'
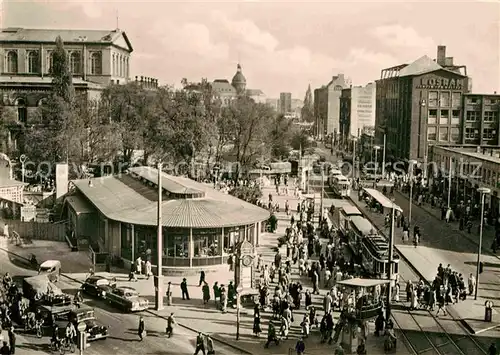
top-left (89, 245), bottom-right (109, 266)
top-left (8, 221), bottom-right (66, 242)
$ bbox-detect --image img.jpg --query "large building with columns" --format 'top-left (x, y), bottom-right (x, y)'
top-left (64, 166), bottom-right (269, 273)
top-left (0, 27), bottom-right (134, 151)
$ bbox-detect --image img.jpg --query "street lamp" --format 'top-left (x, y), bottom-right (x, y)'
top-left (20, 154), bottom-right (27, 184)
top-left (352, 137), bottom-right (358, 180)
top-left (386, 197), bottom-right (396, 322)
top-left (408, 160), bottom-right (418, 229)
top-left (475, 187), bottom-right (491, 300)
top-left (373, 145), bottom-right (381, 176)
top-left (447, 157), bottom-right (453, 209)
top-left (154, 162), bottom-right (164, 311)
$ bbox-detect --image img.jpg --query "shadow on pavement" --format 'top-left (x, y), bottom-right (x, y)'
top-left (16, 343), bottom-right (50, 354)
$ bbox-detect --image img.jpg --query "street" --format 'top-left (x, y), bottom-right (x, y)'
top-left (0, 244), bottom-right (241, 355)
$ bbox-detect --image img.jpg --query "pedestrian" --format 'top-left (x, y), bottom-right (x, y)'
top-left (181, 278), bottom-right (190, 300)
top-left (7, 328), bottom-right (15, 355)
top-left (3, 223), bottom-right (9, 239)
top-left (202, 282), bottom-right (210, 305)
top-left (0, 342), bottom-right (8, 355)
top-left (128, 263), bottom-right (137, 282)
top-left (145, 260), bottom-right (152, 280)
top-left (165, 313), bottom-right (175, 338)
top-left (295, 337), bottom-right (306, 354)
top-left (206, 335), bottom-right (215, 355)
top-left (488, 342), bottom-right (497, 355)
top-left (199, 270), bottom-right (205, 287)
top-left (212, 282), bottom-right (220, 308)
top-left (193, 332), bottom-right (205, 355)
top-left (135, 256), bottom-right (142, 276)
top-left (138, 316), bottom-right (145, 341)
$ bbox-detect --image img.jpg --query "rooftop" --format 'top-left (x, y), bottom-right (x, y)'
top-left (69, 166), bottom-right (269, 228)
top-left (0, 27), bottom-right (133, 52)
top-left (0, 76), bottom-right (103, 89)
top-left (435, 146), bottom-right (500, 165)
top-left (0, 178), bottom-right (27, 188)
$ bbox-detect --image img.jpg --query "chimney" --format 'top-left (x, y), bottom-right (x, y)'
top-left (437, 45), bottom-right (446, 66)
top-left (444, 57), bottom-right (454, 66)
top-left (338, 73), bottom-right (345, 82)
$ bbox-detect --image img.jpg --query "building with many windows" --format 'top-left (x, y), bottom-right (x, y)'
top-left (461, 93), bottom-right (500, 145)
top-left (314, 74), bottom-right (350, 139)
top-left (339, 83), bottom-right (376, 143)
top-left (64, 166), bottom-right (269, 274)
top-left (431, 145), bottom-right (500, 219)
top-left (0, 27), bottom-right (134, 151)
top-left (375, 45), bottom-right (469, 163)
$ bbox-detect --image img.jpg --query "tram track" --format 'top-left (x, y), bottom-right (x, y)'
top-left (316, 184), bottom-right (488, 355)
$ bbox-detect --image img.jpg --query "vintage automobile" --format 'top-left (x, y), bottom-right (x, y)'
top-left (63, 306), bottom-right (108, 341)
top-left (106, 286), bottom-right (149, 312)
top-left (38, 260), bottom-right (61, 283)
top-left (81, 276), bottom-right (115, 299)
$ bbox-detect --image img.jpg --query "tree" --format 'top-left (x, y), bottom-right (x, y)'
top-left (224, 96), bottom-right (275, 176)
top-left (301, 84), bottom-right (314, 122)
top-left (290, 128), bottom-right (313, 155)
top-left (25, 36), bottom-right (80, 166)
top-left (268, 114), bottom-right (294, 160)
top-left (100, 82), bottom-right (155, 165)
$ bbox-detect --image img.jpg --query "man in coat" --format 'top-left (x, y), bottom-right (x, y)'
top-left (181, 278), bottom-right (190, 300)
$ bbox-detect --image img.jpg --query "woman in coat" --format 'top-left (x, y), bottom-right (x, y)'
top-left (138, 316), bottom-right (145, 341)
top-left (253, 313), bottom-right (262, 337)
top-left (202, 282), bottom-right (210, 305)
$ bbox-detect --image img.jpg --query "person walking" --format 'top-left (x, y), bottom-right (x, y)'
top-left (181, 278), bottom-right (190, 300)
top-left (7, 328), bottom-right (15, 355)
top-left (165, 313), bottom-right (176, 338)
top-left (193, 332), bottom-right (205, 355)
top-left (202, 282), bottom-right (210, 305)
top-left (0, 342), bottom-right (9, 355)
top-left (206, 335), bottom-right (215, 355)
top-left (145, 260), bottom-right (152, 280)
top-left (198, 270), bottom-right (206, 287)
top-left (138, 316), bottom-right (145, 341)
top-left (295, 337), bottom-right (306, 354)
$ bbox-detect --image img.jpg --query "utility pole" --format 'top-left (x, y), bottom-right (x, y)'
top-left (353, 138), bottom-right (357, 180)
top-left (447, 157), bottom-right (452, 209)
top-left (320, 167), bottom-right (324, 225)
top-left (382, 133), bottom-right (386, 178)
top-left (475, 187), bottom-right (491, 300)
top-left (386, 204), bottom-right (395, 321)
top-left (155, 162), bottom-right (164, 311)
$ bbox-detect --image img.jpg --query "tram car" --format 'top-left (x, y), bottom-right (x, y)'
top-left (346, 215), bottom-right (399, 281)
top-left (330, 175), bottom-right (351, 197)
top-left (336, 205), bottom-right (362, 238)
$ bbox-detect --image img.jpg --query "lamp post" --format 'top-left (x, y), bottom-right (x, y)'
top-left (475, 187), bottom-right (491, 300)
top-left (386, 199), bottom-right (396, 322)
top-left (420, 99), bottom-right (427, 182)
top-left (382, 134), bottom-right (387, 179)
top-left (374, 145), bottom-right (380, 177)
top-left (20, 154), bottom-right (27, 184)
top-left (408, 160), bottom-right (418, 229)
top-left (447, 157), bottom-right (453, 209)
top-left (154, 162), bottom-right (164, 311)
top-left (353, 137), bottom-right (358, 180)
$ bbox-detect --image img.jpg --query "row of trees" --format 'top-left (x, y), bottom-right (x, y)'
top-left (10, 36), bottom-right (314, 178)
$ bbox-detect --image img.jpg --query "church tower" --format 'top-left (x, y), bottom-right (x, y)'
top-left (231, 64), bottom-right (247, 94)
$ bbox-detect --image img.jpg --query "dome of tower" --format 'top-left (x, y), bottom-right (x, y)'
top-left (231, 64), bottom-right (247, 93)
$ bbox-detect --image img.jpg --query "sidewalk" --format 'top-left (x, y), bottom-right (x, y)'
top-left (348, 191), bottom-right (500, 334)
top-left (393, 189), bottom-right (499, 260)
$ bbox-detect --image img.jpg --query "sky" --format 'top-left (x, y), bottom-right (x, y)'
top-left (2, 0), bottom-right (499, 99)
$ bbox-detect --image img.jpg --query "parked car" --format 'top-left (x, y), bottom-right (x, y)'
top-left (106, 286), bottom-right (149, 312)
top-left (81, 276), bottom-right (115, 299)
top-left (65, 306), bottom-right (108, 341)
top-left (38, 260), bottom-right (61, 283)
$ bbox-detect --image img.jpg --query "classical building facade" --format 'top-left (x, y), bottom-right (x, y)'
top-left (314, 74), bottom-right (349, 138)
top-left (0, 27), bottom-right (134, 152)
top-left (210, 64), bottom-right (266, 106)
top-left (375, 45), bottom-right (469, 163)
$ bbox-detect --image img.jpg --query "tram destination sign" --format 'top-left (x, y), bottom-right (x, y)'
top-left (417, 78), bottom-right (463, 90)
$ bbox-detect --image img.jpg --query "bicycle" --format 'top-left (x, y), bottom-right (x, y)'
top-left (50, 338), bottom-right (75, 354)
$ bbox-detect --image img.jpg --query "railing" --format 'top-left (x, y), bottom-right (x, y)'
top-left (88, 245), bottom-right (109, 265)
top-left (161, 256), bottom-right (229, 267)
top-left (8, 221), bottom-right (65, 241)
